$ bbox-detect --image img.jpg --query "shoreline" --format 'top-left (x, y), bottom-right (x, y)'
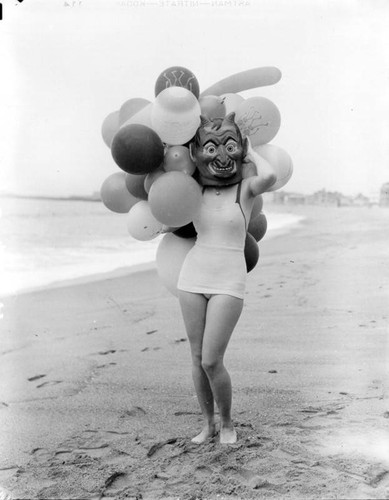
top-left (1, 209), bottom-right (306, 299)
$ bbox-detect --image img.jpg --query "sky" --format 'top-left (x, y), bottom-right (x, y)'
top-left (1, 0), bottom-right (389, 198)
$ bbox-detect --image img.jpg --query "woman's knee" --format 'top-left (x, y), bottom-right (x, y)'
top-left (191, 352), bottom-right (203, 368)
top-left (201, 356), bottom-right (223, 377)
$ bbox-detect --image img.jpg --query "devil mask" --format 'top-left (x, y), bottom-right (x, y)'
top-left (190, 112), bottom-right (248, 187)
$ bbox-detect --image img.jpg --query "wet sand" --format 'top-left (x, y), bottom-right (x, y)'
top-left (1, 204), bottom-right (388, 499)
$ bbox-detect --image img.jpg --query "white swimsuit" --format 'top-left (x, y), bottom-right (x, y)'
top-left (177, 182), bottom-right (248, 300)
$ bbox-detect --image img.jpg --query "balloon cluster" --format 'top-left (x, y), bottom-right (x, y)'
top-left (100, 66), bottom-right (293, 296)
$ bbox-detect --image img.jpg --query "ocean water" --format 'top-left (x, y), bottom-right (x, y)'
top-left (0, 197), bottom-right (304, 297)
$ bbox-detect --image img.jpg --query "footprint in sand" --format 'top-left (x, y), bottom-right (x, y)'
top-left (100, 471), bottom-right (130, 497)
top-left (59, 431), bottom-right (112, 460)
top-left (30, 447), bottom-right (53, 463)
top-left (36, 380), bottom-right (63, 389)
top-left (120, 406), bottom-right (147, 418)
top-left (27, 374), bottom-right (46, 382)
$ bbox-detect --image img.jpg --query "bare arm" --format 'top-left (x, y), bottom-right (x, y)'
top-left (243, 140), bottom-right (277, 197)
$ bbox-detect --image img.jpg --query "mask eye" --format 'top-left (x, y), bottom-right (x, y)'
top-left (204, 144), bottom-right (217, 155)
top-left (226, 141), bottom-right (238, 154)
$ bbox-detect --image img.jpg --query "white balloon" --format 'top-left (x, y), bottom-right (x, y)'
top-left (151, 87), bottom-right (201, 145)
top-left (127, 200), bottom-right (163, 241)
top-left (220, 93), bottom-right (245, 114)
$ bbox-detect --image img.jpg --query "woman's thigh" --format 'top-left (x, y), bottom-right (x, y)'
top-left (179, 291), bottom-right (208, 360)
top-left (202, 294), bottom-right (244, 365)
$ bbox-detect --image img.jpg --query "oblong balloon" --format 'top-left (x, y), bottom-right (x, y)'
top-left (254, 144), bottom-right (293, 192)
top-left (156, 233), bottom-right (196, 296)
top-left (148, 171), bottom-right (202, 227)
top-left (127, 200), bottom-right (163, 241)
top-left (200, 67), bottom-right (282, 97)
top-left (100, 172), bottom-right (139, 213)
top-left (119, 98), bottom-right (150, 126)
top-left (101, 110), bottom-right (120, 148)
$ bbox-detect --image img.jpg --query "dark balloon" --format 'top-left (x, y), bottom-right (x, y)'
top-left (244, 233), bottom-right (260, 273)
top-left (247, 212), bottom-right (267, 242)
top-left (111, 124), bottom-right (164, 175)
top-left (155, 66), bottom-right (200, 98)
top-left (173, 222), bottom-right (197, 239)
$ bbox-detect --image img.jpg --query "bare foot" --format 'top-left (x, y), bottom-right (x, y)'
top-left (191, 424), bottom-right (216, 444)
top-left (220, 425), bottom-right (237, 444)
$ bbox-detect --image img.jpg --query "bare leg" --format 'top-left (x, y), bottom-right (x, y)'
top-left (179, 291), bottom-right (216, 443)
top-left (201, 294), bottom-right (243, 444)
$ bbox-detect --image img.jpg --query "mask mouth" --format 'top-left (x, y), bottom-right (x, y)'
top-left (208, 159), bottom-right (237, 178)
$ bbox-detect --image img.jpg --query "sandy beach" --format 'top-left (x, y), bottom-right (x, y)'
top-left (1, 204), bottom-right (388, 500)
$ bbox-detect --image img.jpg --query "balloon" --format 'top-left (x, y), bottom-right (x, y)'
top-left (148, 171), bottom-right (202, 227)
top-left (164, 146), bottom-right (196, 175)
top-left (199, 95), bottom-right (226, 120)
top-left (121, 103), bottom-right (153, 129)
top-left (127, 201), bottom-right (163, 241)
top-left (200, 67), bottom-right (282, 96)
top-left (235, 97), bottom-right (281, 146)
top-left (151, 87), bottom-right (201, 146)
top-left (254, 144), bottom-right (293, 192)
top-left (244, 233), bottom-right (260, 273)
top-left (155, 66), bottom-right (200, 98)
top-left (119, 98), bottom-right (150, 126)
top-left (125, 173), bottom-right (148, 200)
top-left (173, 222), bottom-right (197, 239)
top-left (220, 93), bottom-right (245, 114)
top-left (248, 212), bottom-right (267, 242)
top-left (111, 124), bottom-right (164, 175)
top-left (144, 166), bottom-right (165, 193)
top-left (156, 233), bottom-right (196, 296)
top-left (101, 110), bottom-right (120, 148)
top-left (100, 172), bottom-right (139, 213)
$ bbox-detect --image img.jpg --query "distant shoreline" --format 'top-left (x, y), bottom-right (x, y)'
top-left (0, 192), bottom-right (101, 202)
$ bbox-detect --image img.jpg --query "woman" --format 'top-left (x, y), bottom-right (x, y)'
top-left (177, 113), bottom-right (276, 444)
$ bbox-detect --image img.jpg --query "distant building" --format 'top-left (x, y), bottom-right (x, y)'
top-left (306, 189), bottom-right (341, 207)
top-left (353, 193), bottom-right (371, 207)
top-left (379, 182), bottom-right (389, 207)
top-left (269, 188), bottom-right (373, 207)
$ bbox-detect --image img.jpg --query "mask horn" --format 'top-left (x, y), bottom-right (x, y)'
top-left (200, 115), bottom-right (213, 127)
top-left (223, 112), bottom-right (236, 125)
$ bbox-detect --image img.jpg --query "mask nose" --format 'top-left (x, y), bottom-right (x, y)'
top-left (217, 146), bottom-right (228, 164)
